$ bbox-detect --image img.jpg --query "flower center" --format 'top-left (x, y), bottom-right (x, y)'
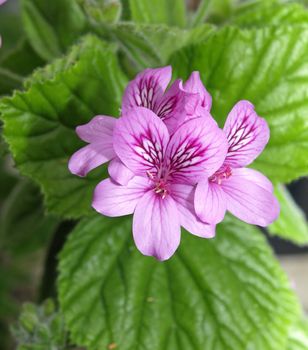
top-left (209, 165), bottom-right (232, 185)
top-left (147, 171), bottom-right (170, 198)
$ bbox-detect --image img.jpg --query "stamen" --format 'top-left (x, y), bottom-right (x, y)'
top-left (209, 165), bottom-right (232, 185)
top-left (147, 171), bottom-right (155, 180)
top-left (153, 179), bottom-right (169, 199)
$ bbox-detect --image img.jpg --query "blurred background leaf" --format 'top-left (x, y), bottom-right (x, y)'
top-left (0, 180), bottom-right (59, 255)
top-left (128, 0), bottom-right (187, 27)
top-left (78, 0), bottom-right (122, 24)
top-left (11, 299), bottom-right (68, 350)
top-left (21, 0), bottom-right (87, 60)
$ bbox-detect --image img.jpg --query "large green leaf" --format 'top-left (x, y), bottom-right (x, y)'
top-left (268, 185), bottom-right (308, 245)
top-left (0, 36), bottom-right (127, 218)
top-left (129, 0), bottom-right (186, 28)
top-left (21, 0), bottom-right (87, 60)
top-left (58, 215), bottom-right (299, 350)
top-left (171, 25), bottom-right (308, 183)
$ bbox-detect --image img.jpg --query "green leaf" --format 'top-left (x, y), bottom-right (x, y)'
top-left (129, 0), bottom-right (186, 28)
top-left (171, 25), bottom-right (308, 183)
top-left (21, 0), bottom-right (87, 60)
top-left (268, 185), bottom-right (308, 245)
top-left (104, 22), bottom-right (214, 73)
top-left (0, 35), bottom-right (127, 218)
top-left (287, 319), bottom-right (308, 350)
top-left (231, 1), bottom-right (308, 27)
top-left (58, 215), bottom-right (299, 350)
top-left (0, 180), bottom-right (59, 255)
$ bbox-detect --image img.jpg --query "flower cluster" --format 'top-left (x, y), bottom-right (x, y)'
top-left (69, 66), bottom-right (279, 261)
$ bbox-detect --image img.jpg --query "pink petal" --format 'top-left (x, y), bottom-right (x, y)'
top-left (133, 190), bottom-right (181, 261)
top-left (76, 115), bottom-right (116, 143)
top-left (221, 175), bottom-right (280, 227)
top-left (194, 179), bottom-right (227, 224)
top-left (155, 79), bottom-right (199, 133)
top-left (183, 71), bottom-right (212, 112)
top-left (92, 176), bottom-right (151, 217)
top-left (231, 167), bottom-right (273, 193)
top-left (171, 183), bottom-right (216, 238)
top-left (166, 117), bottom-right (228, 184)
top-left (108, 158), bottom-right (134, 186)
top-left (0, 0), bottom-right (7, 5)
top-left (122, 66), bottom-right (172, 114)
top-left (223, 100), bottom-right (270, 168)
top-left (68, 143), bottom-right (115, 177)
top-left (113, 107), bottom-right (169, 177)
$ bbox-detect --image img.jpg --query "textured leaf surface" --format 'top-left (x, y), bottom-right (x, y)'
top-left (129, 0), bottom-right (186, 28)
top-left (0, 36), bottom-right (127, 218)
top-left (58, 215), bottom-right (299, 350)
top-left (171, 26), bottom-right (308, 183)
top-left (268, 185), bottom-right (308, 245)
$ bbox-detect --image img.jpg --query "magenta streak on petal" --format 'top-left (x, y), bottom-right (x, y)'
top-left (226, 115), bottom-right (258, 159)
top-left (132, 127), bottom-right (165, 172)
top-left (167, 135), bottom-right (207, 175)
top-left (133, 76), bottom-right (158, 110)
top-left (122, 66), bottom-right (172, 115)
top-left (113, 107), bottom-right (169, 177)
top-left (156, 95), bottom-right (177, 120)
top-left (223, 100), bottom-right (269, 168)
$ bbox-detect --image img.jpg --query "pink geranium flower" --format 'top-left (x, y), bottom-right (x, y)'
top-left (92, 107), bottom-right (227, 260)
top-left (195, 101), bottom-right (279, 226)
top-left (122, 66), bottom-right (212, 133)
top-left (68, 66), bottom-right (212, 180)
